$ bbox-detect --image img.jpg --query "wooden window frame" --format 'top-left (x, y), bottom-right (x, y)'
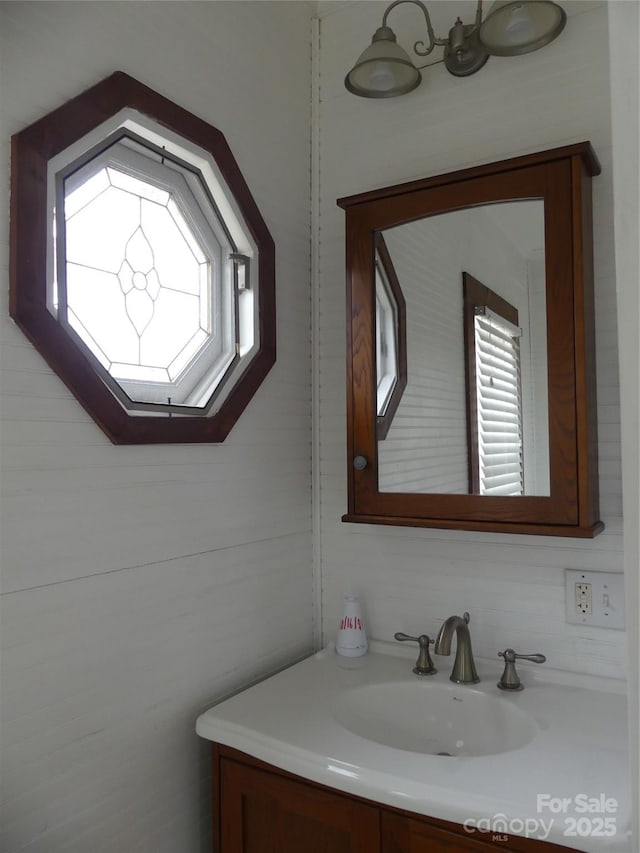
top-left (374, 233), bottom-right (407, 440)
top-left (10, 71), bottom-right (276, 444)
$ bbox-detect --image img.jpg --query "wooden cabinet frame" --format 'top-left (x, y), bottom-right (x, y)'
top-left (209, 744), bottom-right (577, 853)
top-left (338, 143), bottom-right (602, 536)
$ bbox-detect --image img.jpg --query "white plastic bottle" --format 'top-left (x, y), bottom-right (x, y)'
top-left (336, 595), bottom-right (368, 657)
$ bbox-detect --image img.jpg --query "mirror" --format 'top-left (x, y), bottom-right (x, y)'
top-left (374, 232), bottom-right (407, 439)
top-left (377, 201), bottom-right (549, 496)
top-left (339, 143), bottom-right (603, 537)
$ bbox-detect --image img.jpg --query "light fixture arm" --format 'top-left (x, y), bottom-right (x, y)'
top-left (344, 0), bottom-right (566, 97)
top-left (474, 0), bottom-right (483, 30)
top-left (381, 0), bottom-right (483, 57)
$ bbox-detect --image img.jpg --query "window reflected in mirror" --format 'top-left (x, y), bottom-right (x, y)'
top-left (374, 233), bottom-right (407, 439)
top-left (463, 273), bottom-right (524, 496)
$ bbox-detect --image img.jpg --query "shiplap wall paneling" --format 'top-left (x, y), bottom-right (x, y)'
top-left (317, 1), bottom-right (625, 679)
top-left (0, 3), bottom-right (314, 853)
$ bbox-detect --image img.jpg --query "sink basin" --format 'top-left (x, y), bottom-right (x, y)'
top-left (333, 681), bottom-right (536, 757)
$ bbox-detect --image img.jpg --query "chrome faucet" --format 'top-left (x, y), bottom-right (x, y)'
top-left (434, 612), bottom-right (480, 684)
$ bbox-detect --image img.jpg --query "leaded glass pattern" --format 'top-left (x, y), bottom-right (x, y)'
top-left (55, 129), bottom-right (243, 413)
top-left (64, 167), bottom-right (211, 387)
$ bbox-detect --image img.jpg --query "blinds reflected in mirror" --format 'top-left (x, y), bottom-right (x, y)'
top-left (473, 306), bottom-right (524, 496)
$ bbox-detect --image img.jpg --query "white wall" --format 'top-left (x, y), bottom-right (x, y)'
top-left (0, 3), bottom-right (313, 852)
top-left (317, 1), bottom-right (626, 678)
top-left (608, 0), bottom-right (640, 841)
top-left (378, 215), bottom-right (471, 494)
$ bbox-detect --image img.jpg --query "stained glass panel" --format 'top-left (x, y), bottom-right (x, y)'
top-left (66, 264), bottom-right (139, 364)
top-left (141, 201), bottom-right (201, 296)
top-left (64, 166), bottom-right (215, 389)
top-left (66, 186), bottom-right (140, 273)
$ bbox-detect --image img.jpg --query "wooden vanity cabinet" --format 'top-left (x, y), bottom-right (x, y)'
top-left (211, 744), bottom-right (578, 853)
top-left (381, 812), bottom-right (570, 853)
top-left (218, 752), bottom-right (379, 852)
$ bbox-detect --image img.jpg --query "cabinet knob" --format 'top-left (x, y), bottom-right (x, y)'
top-left (353, 455), bottom-right (368, 470)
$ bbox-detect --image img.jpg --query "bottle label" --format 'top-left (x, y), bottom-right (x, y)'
top-left (339, 616), bottom-right (363, 631)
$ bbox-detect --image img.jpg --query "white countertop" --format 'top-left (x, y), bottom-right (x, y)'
top-left (196, 642), bottom-right (631, 852)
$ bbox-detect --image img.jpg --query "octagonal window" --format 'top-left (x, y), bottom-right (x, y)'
top-left (11, 73), bottom-right (275, 443)
top-left (57, 135), bottom-right (242, 414)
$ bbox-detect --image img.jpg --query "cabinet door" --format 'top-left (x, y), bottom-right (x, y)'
top-left (220, 758), bottom-right (380, 853)
top-left (382, 811), bottom-right (529, 853)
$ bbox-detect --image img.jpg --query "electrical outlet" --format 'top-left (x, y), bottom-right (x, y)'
top-left (575, 582), bottom-right (592, 614)
top-left (565, 570), bottom-right (625, 629)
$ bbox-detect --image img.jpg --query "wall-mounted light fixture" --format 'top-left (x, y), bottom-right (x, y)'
top-left (344, 0), bottom-right (566, 98)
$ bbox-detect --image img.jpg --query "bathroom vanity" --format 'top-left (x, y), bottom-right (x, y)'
top-left (211, 743), bottom-right (575, 852)
top-left (196, 644), bottom-right (630, 853)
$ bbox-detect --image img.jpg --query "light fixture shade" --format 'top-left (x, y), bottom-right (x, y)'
top-left (344, 26), bottom-right (422, 99)
top-left (479, 0), bottom-right (566, 56)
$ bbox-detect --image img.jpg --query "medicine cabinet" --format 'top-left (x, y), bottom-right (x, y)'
top-left (338, 143), bottom-right (602, 537)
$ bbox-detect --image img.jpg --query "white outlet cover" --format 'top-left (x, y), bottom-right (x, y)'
top-left (565, 569), bottom-right (625, 630)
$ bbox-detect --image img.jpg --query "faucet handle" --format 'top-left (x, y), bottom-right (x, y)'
top-left (497, 648), bottom-right (546, 691)
top-left (394, 632), bottom-right (429, 643)
top-left (394, 632), bottom-right (437, 676)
